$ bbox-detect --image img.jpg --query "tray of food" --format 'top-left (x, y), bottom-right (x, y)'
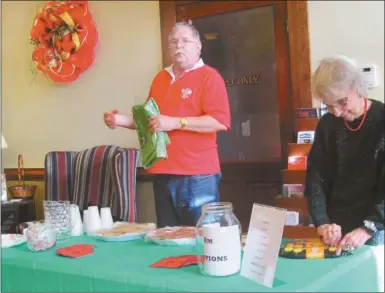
top-left (144, 226), bottom-right (196, 246)
top-left (94, 222), bottom-right (156, 242)
top-left (279, 238), bottom-right (352, 259)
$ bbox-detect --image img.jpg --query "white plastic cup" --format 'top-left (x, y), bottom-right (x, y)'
top-left (100, 207), bottom-right (114, 229)
top-left (70, 205), bottom-right (84, 236)
top-left (86, 206), bottom-right (102, 235)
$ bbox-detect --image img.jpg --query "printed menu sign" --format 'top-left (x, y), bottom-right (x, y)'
top-left (240, 203), bottom-right (286, 288)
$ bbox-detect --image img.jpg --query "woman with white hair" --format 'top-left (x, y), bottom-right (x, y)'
top-left (305, 55), bottom-right (384, 254)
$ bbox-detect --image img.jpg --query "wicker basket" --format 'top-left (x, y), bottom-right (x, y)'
top-left (8, 154), bottom-right (37, 199)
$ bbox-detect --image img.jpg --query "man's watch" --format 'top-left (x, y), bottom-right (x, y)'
top-left (180, 117), bottom-right (188, 129)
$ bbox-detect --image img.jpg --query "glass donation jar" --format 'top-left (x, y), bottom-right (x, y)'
top-left (195, 202), bottom-right (242, 277)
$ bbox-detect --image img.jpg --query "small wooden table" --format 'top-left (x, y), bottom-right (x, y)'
top-left (1, 199), bottom-right (36, 234)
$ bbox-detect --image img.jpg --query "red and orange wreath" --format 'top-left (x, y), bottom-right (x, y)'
top-left (30, 1), bottom-right (98, 83)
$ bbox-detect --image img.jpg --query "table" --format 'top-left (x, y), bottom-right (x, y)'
top-left (1, 236), bottom-right (383, 292)
top-left (1, 199), bottom-right (36, 234)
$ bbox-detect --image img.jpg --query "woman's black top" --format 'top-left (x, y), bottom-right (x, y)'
top-left (305, 99), bottom-right (384, 244)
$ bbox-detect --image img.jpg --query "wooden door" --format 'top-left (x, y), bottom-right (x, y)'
top-left (159, 1), bottom-right (312, 230)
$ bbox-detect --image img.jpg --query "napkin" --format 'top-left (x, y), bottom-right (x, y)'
top-left (56, 244), bottom-right (95, 258)
top-left (132, 98), bottom-right (170, 168)
top-left (150, 255), bottom-right (198, 269)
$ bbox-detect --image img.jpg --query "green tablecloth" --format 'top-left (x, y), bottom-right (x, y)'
top-left (1, 236), bottom-right (383, 292)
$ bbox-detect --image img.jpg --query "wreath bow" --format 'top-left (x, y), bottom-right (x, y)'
top-left (30, 0), bottom-right (98, 83)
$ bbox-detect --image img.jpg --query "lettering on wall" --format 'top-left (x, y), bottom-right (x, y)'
top-left (224, 73), bottom-right (260, 87)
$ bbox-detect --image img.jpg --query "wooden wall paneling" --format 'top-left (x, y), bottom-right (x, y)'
top-left (219, 180), bottom-right (248, 228)
top-left (220, 180), bottom-right (280, 231)
top-left (276, 196), bottom-right (308, 214)
top-left (176, 1), bottom-right (276, 20)
top-left (273, 2), bottom-right (294, 170)
top-left (287, 143), bottom-right (312, 157)
top-left (4, 168), bottom-right (153, 182)
top-left (175, 0), bottom-right (199, 6)
top-left (220, 162), bottom-right (282, 182)
top-left (287, 1), bottom-right (313, 111)
top-left (4, 168), bottom-right (45, 181)
top-left (219, 162), bottom-right (282, 230)
top-left (282, 169), bottom-right (306, 184)
top-left (283, 226), bottom-right (318, 239)
top-left (276, 195), bottom-right (311, 226)
top-left (159, 0), bottom-right (177, 67)
top-left (296, 118), bottom-right (320, 131)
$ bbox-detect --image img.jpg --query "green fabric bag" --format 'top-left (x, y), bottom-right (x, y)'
top-left (132, 98), bottom-right (170, 168)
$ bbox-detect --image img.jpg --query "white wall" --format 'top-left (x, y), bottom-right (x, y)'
top-left (308, 1), bottom-right (384, 103)
top-left (1, 1), bottom-right (162, 168)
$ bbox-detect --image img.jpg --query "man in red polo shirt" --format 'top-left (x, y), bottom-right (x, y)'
top-left (104, 22), bottom-right (231, 227)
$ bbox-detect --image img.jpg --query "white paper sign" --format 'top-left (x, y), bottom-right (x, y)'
top-left (202, 225), bottom-right (241, 277)
top-left (240, 203), bottom-right (286, 288)
top-left (297, 131), bottom-right (315, 144)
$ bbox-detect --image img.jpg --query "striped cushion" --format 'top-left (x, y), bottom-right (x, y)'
top-left (72, 145), bottom-right (119, 211)
top-left (45, 151), bottom-right (77, 201)
top-left (111, 148), bottom-right (140, 223)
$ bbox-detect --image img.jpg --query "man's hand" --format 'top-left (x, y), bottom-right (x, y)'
top-left (104, 109), bottom-right (119, 129)
top-left (149, 115), bottom-right (179, 133)
top-left (104, 109), bottom-right (135, 129)
top-left (336, 227), bottom-right (372, 255)
top-left (317, 223), bottom-right (342, 245)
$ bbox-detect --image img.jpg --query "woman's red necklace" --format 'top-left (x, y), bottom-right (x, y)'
top-left (344, 98), bottom-right (368, 132)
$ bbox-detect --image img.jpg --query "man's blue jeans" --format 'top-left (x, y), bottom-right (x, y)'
top-left (152, 173), bottom-right (221, 227)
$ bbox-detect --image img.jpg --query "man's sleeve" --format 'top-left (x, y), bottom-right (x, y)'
top-left (201, 71), bottom-right (231, 130)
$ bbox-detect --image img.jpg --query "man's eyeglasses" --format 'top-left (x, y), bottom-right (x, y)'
top-left (169, 38), bottom-right (195, 47)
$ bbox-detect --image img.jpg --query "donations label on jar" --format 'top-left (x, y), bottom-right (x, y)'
top-left (202, 225), bottom-right (241, 277)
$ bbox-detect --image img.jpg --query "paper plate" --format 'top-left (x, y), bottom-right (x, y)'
top-left (94, 222), bottom-right (156, 242)
top-left (145, 237), bottom-right (196, 246)
top-left (1, 234), bottom-right (26, 248)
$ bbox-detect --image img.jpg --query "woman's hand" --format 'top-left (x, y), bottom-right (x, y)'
top-left (104, 109), bottom-right (119, 129)
top-left (336, 227), bottom-right (372, 255)
top-left (317, 223), bottom-right (342, 245)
